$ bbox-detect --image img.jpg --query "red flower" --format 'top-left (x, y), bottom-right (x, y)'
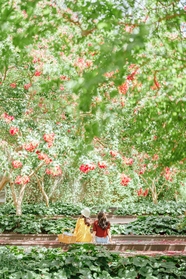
top-left (123, 157), bottom-right (133, 166)
top-left (23, 142), bottom-right (38, 152)
top-left (110, 150), bottom-right (117, 157)
top-left (24, 83), bottom-right (31, 90)
top-left (37, 153), bottom-right (52, 164)
top-left (98, 162), bottom-right (107, 169)
top-left (43, 133), bottom-right (55, 148)
top-left (2, 113), bottom-right (14, 123)
top-left (34, 71), bottom-right (41, 76)
top-left (79, 164), bottom-right (95, 173)
top-left (12, 160), bottom-right (23, 169)
top-left (10, 83), bottom-right (17, 88)
top-left (15, 175), bottom-right (30, 185)
top-left (118, 81), bottom-right (129, 94)
top-left (137, 188), bottom-right (149, 197)
top-left (46, 166), bottom-right (62, 177)
top-left (120, 174), bottom-right (131, 186)
top-left (9, 127), bottom-right (19, 135)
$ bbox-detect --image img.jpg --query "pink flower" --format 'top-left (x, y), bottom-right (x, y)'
top-left (43, 133), bottom-right (55, 148)
top-left (120, 174), bottom-right (131, 186)
top-left (37, 152), bottom-right (52, 164)
top-left (98, 162), bottom-right (107, 169)
top-left (118, 81), bottom-right (129, 94)
top-left (152, 154), bottom-right (159, 161)
top-left (24, 83), bottom-right (31, 90)
top-left (137, 188), bottom-right (149, 197)
top-left (34, 71), bottom-right (41, 76)
top-left (12, 160), bottom-right (23, 169)
top-left (110, 150), bottom-right (117, 157)
top-left (43, 133), bottom-right (55, 142)
top-left (79, 164), bottom-right (95, 173)
top-left (10, 83), bottom-right (17, 88)
top-left (46, 166), bottom-right (62, 177)
top-left (123, 157), bottom-right (133, 166)
top-left (9, 127), bottom-right (19, 135)
top-left (2, 113), bottom-right (14, 123)
top-left (15, 175), bottom-right (30, 185)
top-left (23, 142), bottom-right (38, 152)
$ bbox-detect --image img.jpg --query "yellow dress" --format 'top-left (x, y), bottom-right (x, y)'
top-left (74, 218), bottom-right (92, 243)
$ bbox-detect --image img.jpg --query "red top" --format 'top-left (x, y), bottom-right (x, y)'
top-left (93, 220), bottom-right (110, 237)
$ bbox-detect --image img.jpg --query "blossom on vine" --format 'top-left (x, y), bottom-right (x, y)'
top-left (120, 174), bottom-right (131, 186)
top-left (15, 175), bottom-right (30, 185)
top-left (12, 160), bottom-right (23, 169)
top-left (9, 127), bottom-right (19, 135)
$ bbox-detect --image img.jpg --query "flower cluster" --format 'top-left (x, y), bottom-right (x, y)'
top-left (137, 188), bottom-right (149, 197)
top-left (118, 81), bottom-right (129, 94)
top-left (1, 113), bottom-right (14, 123)
top-left (110, 150), bottom-right (118, 157)
top-left (23, 142), bottom-right (39, 152)
top-left (46, 166), bottom-right (62, 176)
top-left (164, 167), bottom-right (173, 181)
top-left (9, 127), bottom-right (19, 135)
top-left (15, 175), bottom-right (30, 185)
top-left (37, 152), bottom-right (52, 164)
top-left (24, 83), bottom-right (31, 90)
top-left (123, 157), bottom-right (133, 166)
top-left (10, 83), bottom-right (17, 88)
top-left (120, 174), bottom-right (131, 186)
top-left (12, 160), bottom-right (23, 169)
top-left (98, 161), bottom-right (107, 169)
top-left (43, 133), bottom-right (55, 147)
top-left (79, 164), bottom-right (96, 173)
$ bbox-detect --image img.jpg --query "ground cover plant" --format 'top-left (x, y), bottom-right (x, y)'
top-left (1, 214), bottom-right (186, 235)
top-left (114, 201), bottom-right (186, 217)
top-left (1, 201), bottom-right (186, 217)
top-left (0, 245), bottom-right (186, 279)
top-left (0, 203), bottom-right (82, 216)
top-left (111, 216), bottom-right (186, 236)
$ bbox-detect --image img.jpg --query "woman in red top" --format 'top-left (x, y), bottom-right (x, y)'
top-left (93, 211), bottom-right (112, 244)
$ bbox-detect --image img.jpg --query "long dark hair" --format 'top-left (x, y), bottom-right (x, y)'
top-left (98, 211), bottom-right (110, 230)
top-left (80, 215), bottom-right (91, 226)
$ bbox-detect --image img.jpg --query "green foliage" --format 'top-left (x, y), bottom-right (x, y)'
top-left (0, 202), bottom-right (82, 216)
top-left (111, 216), bottom-right (186, 236)
top-left (0, 215), bottom-right (76, 234)
top-left (0, 245), bottom-right (186, 278)
top-left (114, 201), bottom-right (186, 217)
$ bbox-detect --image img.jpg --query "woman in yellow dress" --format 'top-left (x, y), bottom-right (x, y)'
top-left (74, 207), bottom-right (93, 243)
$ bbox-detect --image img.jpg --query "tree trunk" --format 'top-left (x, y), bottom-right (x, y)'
top-left (0, 173), bottom-right (10, 191)
top-left (9, 181), bottom-right (26, 216)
